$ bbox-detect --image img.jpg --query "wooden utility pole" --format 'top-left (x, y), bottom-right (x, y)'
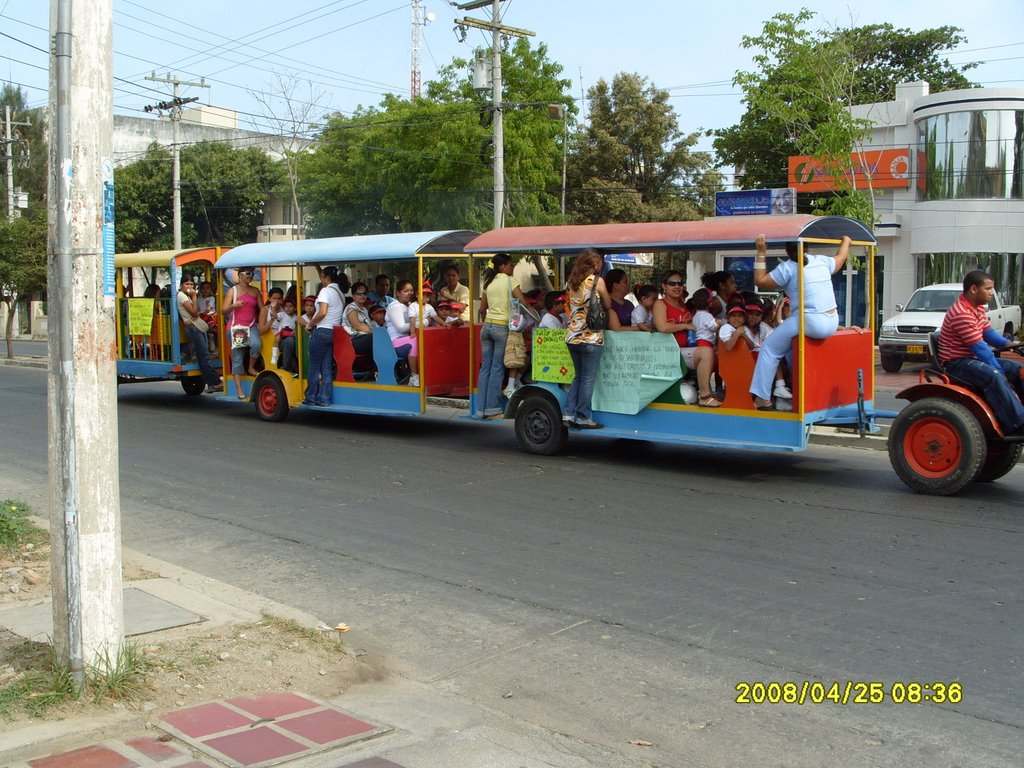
top-left (48, 0), bottom-right (122, 684)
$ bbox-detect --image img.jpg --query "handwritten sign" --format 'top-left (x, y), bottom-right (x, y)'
top-left (591, 332), bottom-right (683, 414)
top-left (532, 328), bottom-right (575, 383)
top-left (127, 298), bottom-right (155, 336)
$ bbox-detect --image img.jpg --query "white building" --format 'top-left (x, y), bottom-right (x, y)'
top-left (852, 82), bottom-right (1024, 320)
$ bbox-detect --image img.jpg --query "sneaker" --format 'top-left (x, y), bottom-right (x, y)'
top-left (773, 383), bottom-right (793, 399)
top-left (562, 415), bottom-right (573, 426)
top-left (574, 419), bottom-right (603, 429)
top-left (502, 384), bottom-right (516, 399)
top-left (775, 398), bottom-right (793, 412)
top-left (205, 383), bottom-right (223, 394)
top-left (409, 374), bottom-right (420, 387)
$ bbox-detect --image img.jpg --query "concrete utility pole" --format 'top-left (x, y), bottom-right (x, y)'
top-left (48, 0), bottom-right (122, 684)
top-left (3, 105), bottom-right (32, 222)
top-left (456, 1), bottom-right (533, 229)
top-left (144, 74), bottom-right (207, 250)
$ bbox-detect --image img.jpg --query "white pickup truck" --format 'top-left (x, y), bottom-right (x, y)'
top-left (878, 283), bottom-right (1022, 372)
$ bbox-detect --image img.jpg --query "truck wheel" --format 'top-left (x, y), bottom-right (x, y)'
top-left (880, 354), bottom-right (903, 373)
top-left (976, 442), bottom-right (1023, 483)
top-left (514, 394), bottom-right (567, 455)
top-left (181, 376), bottom-right (205, 396)
top-left (889, 398), bottom-right (986, 495)
top-left (253, 376), bottom-right (289, 422)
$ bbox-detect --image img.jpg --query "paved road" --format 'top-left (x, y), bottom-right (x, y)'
top-left (1, 365), bottom-right (1020, 767)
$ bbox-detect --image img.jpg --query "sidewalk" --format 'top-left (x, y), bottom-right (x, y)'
top-left (2, 547), bottom-right (633, 768)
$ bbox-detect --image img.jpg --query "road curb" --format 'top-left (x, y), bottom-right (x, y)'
top-left (0, 356), bottom-right (47, 370)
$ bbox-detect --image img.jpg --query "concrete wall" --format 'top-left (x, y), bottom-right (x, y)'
top-left (113, 114), bottom-right (288, 166)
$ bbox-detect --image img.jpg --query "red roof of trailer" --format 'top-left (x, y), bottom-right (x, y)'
top-left (464, 215), bottom-right (875, 254)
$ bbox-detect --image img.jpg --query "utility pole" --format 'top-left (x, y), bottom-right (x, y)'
top-left (3, 105), bottom-right (31, 222)
top-left (48, 0), bottom-right (122, 685)
top-left (144, 74), bottom-right (207, 250)
top-left (456, 1), bottom-right (533, 229)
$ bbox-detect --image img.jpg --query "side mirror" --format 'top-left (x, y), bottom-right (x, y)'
top-left (895, 303), bottom-right (904, 312)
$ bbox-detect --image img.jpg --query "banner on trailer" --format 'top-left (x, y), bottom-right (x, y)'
top-left (591, 332), bottom-right (683, 415)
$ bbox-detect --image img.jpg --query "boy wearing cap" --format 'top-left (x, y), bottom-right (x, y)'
top-left (369, 304), bottom-right (387, 327)
top-left (539, 291), bottom-right (567, 329)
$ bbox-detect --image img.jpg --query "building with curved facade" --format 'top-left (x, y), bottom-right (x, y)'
top-left (853, 82), bottom-right (1024, 320)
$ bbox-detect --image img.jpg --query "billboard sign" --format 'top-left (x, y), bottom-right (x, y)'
top-left (788, 149), bottom-right (911, 192)
top-left (715, 188), bottom-right (796, 216)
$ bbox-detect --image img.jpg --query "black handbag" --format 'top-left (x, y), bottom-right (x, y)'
top-left (585, 276), bottom-right (607, 331)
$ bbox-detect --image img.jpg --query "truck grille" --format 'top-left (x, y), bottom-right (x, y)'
top-left (897, 325), bottom-right (937, 334)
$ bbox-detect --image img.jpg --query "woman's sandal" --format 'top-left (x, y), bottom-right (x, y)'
top-left (697, 395), bottom-right (722, 408)
top-left (753, 397), bottom-right (775, 411)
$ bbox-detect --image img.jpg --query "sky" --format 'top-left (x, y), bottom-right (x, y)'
top-left (2, 0), bottom-right (1023, 160)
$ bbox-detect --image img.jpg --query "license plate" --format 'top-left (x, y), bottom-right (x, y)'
top-left (906, 345), bottom-right (924, 355)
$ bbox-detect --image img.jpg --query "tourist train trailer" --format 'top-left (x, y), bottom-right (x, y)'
top-left (464, 215), bottom-right (884, 456)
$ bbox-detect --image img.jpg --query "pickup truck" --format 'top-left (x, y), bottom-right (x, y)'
top-left (878, 283), bottom-right (1022, 372)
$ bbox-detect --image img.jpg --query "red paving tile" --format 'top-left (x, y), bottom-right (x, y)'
top-left (123, 736), bottom-right (185, 762)
top-left (277, 708), bottom-right (376, 745)
top-left (160, 701), bottom-right (254, 738)
top-left (28, 744), bottom-right (138, 768)
top-left (227, 691), bottom-right (320, 720)
top-left (203, 727), bottom-right (309, 766)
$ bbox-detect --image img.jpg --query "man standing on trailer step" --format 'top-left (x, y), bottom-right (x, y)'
top-left (938, 270), bottom-right (1024, 432)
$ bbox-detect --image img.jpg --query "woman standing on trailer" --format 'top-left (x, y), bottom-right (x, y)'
top-left (223, 267), bottom-right (264, 399)
top-left (750, 233), bottom-right (850, 410)
top-left (476, 253), bottom-right (529, 419)
top-left (302, 266), bottom-right (346, 406)
top-left (562, 248), bottom-right (609, 429)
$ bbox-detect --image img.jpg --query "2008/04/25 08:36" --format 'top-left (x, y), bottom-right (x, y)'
top-left (735, 681), bottom-right (963, 705)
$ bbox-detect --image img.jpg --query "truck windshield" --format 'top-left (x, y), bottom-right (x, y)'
top-left (905, 289), bottom-right (960, 312)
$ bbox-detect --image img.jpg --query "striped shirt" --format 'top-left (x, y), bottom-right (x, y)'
top-left (938, 294), bottom-right (989, 364)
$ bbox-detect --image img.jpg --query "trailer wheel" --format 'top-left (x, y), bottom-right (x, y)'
top-left (889, 398), bottom-right (986, 495)
top-left (181, 376), bottom-right (205, 396)
top-left (976, 442), bottom-right (1023, 483)
top-left (880, 354), bottom-right (903, 373)
top-left (514, 394), bottom-right (567, 455)
top-left (253, 376), bottom-right (289, 422)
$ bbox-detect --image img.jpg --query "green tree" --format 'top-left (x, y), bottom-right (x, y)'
top-left (181, 142), bottom-right (281, 244)
top-left (300, 38), bottom-right (574, 237)
top-left (114, 141), bottom-right (281, 252)
top-left (715, 12), bottom-right (979, 197)
top-left (0, 212), bottom-right (46, 358)
top-left (567, 73), bottom-right (718, 224)
top-left (0, 85), bottom-right (47, 218)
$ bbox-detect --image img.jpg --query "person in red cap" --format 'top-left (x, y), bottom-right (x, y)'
top-left (409, 280), bottom-right (443, 330)
top-left (539, 291), bottom-right (567, 329)
top-left (744, 303), bottom-right (773, 351)
top-left (719, 304), bottom-right (754, 352)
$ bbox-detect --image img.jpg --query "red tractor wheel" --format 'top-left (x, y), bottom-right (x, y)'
top-left (889, 398), bottom-right (986, 495)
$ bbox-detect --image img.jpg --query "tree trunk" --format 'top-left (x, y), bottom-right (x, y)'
top-left (530, 254), bottom-right (553, 291)
top-left (3, 297), bottom-right (13, 359)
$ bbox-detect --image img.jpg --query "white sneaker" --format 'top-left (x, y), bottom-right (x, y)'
top-left (502, 384), bottom-right (516, 399)
top-left (775, 398), bottom-right (793, 411)
top-left (409, 374), bottom-right (420, 387)
top-left (773, 383), bottom-right (793, 399)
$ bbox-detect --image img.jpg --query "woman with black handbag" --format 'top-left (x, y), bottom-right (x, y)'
top-left (562, 248), bottom-right (609, 429)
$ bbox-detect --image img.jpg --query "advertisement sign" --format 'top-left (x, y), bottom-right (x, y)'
top-left (788, 149), bottom-right (911, 192)
top-left (715, 188), bottom-right (796, 216)
top-left (127, 299), bottom-right (155, 335)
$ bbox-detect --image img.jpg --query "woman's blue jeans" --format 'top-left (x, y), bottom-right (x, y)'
top-left (564, 342), bottom-right (603, 423)
top-left (305, 326), bottom-right (334, 405)
top-left (477, 322), bottom-right (509, 416)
